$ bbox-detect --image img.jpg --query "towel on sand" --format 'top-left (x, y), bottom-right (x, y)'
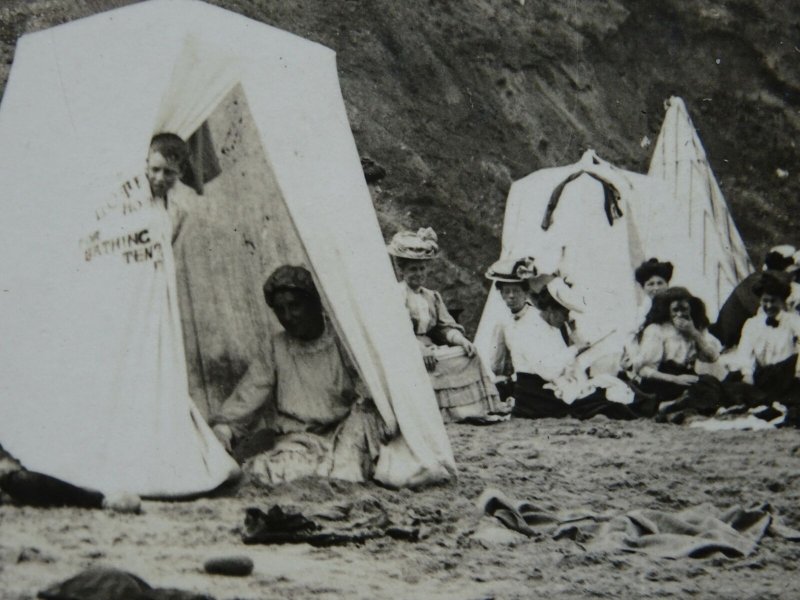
top-left (38, 567), bottom-right (213, 600)
top-left (476, 488), bottom-right (800, 558)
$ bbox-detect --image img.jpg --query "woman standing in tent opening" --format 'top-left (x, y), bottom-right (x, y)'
top-left (387, 228), bottom-right (504, 423)
top-left (210, 266), bottom-right (393, 484)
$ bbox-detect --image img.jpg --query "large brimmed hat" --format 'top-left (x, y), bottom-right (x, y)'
top-left (485, 256), bottom-right (555, 293)
top-left (544, 277), bottom-right (586, 313)
top-left (387, 227), bottom-right (439, 260)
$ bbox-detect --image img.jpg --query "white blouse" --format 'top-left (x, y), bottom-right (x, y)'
top-left (735, 311), bottom-right (800, 380)
top-left (489, 303), bottom-right (576, 382)
top-left (635, 322), bottom-right (721, 375)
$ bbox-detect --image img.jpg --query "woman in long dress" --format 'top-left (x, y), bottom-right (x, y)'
top-left (388, 228), bottom-right (502, 423)
top-left (211, 265), bottom-right (391, 484)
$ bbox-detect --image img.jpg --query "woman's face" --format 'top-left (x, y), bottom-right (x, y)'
top-left (499, 283), bottom-right (528, 313)
top-left (400, 261), bottom-right (428, 290)
top-left (271, 289), bottom-right (324, 340)
top-left (669, 299), bottom-right (691, 324)
top-left (760, 293), bottom-right (785, 318)
top-left (643, 275), bottom-right (668, 299)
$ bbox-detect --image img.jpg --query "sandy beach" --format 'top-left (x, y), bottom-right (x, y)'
top-left (2, 417), bottom-right (799, 599)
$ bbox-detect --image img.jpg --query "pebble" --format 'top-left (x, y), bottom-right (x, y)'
top-left (204, 555), bottom-right (254, 577)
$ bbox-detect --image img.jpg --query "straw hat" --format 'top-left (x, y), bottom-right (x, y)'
top-left (485, 257), bottom-right (555, 293)
top-left (387, 227), bottom-right (440, 260)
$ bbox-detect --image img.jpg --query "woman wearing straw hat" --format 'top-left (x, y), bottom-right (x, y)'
top-left (387, 228), bottom-right (503, 423)
top-left (484, 257), bottom-right (587, 419)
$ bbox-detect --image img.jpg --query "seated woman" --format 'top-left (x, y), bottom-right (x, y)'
top-left (210, 266), bottom-right (392, 484)
top-left (485, 258), bottom-right (582, 419)
top-left (620, 258), bottom-right (674, 374)
top-left (631, 287), bottom-right (722, 418)
top-left (387, 228), bottom-right (502, 423)
top-left (711, 244), bottom-right (797, 348)
top-left (730, 272), bottom-right (800, 426)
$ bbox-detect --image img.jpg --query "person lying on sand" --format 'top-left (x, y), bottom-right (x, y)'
top-left (210, 265), bottom-right (393, 484)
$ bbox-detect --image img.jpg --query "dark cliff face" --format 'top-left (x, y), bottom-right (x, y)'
top-left (2, 0), bottom-right (798, 333)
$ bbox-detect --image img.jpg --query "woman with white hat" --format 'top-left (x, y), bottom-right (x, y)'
top-left (484, 257), bottom-right (584, 419)
top-left (388, 228), bottom-right (502, 423)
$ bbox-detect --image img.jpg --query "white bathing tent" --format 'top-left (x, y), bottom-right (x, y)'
top-left (0, 0), bottom-right (454, 496)
top-left (475, 150), bottom-right (676, 367)
top-left (647, 96), bottom-right (753, 315)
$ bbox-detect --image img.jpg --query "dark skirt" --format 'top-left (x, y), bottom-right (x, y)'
top-left (510, 373), bottom-right (571, 419)
top-left (509, 373), bottom-right (637, 421)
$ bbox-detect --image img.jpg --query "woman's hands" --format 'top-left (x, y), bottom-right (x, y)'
top-left (673, 316), bottom-right (700, 340)
top-left (670, 373), bottom-right (699, 386)
top-left (422, 348), bottom-right (438, 371)
top-left (458, 338), bottom-right (476, 357)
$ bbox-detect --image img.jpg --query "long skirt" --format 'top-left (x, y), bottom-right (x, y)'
top-left (243, 401), bottom-right (384, 485)
top-left (426, 345), bottom-right (503, 423)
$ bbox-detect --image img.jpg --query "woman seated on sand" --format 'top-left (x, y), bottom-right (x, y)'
top-left (211, 265), bottom-right (392, 484)
top-left (728, 272), bottom-right (800, 426)
top-left (387, 228), bottom-right (502, 423)
top-left (621, 258), bottom-right (674, 373)
top-left (485, 258), bottom-right (588, 419)
top-left (630, 286), bottom-right (722, 417)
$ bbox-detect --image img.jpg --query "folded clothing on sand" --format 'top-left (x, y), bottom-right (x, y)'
top-left (476, 488), bottom-right (800, 558)
top-left (243, 498), bottom-right (419, 546)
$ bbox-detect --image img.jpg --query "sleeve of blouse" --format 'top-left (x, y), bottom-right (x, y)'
top-left (489, 322), bottom-right (510, 376)
top-left (211, 344), bottom-right (276, 439)
top-left (733, 319), bottom-right (758, 380)
top-left (696, 329), bottom-right (722, 363)
top-left (534, 321), bottom-right (578, 382)
top-left (430, 290), bottom-right (466, 346)
top-left (634, 324), bottom-right (665, 376)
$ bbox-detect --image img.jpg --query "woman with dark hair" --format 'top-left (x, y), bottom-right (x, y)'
top-left (730, 272), bottom-right (800, 426)
top-left (634, 258), bottom-right (674, 300)
top-left (211, 265), bottom-right (392, 484)
top-left (621, 258), bottom-right (675, 375)
top-left (632, 287), bottom-right (721, 412)
top-left (711, 244), bottom-right (797, 348)
top-left (388, 228), bottom-right (502, 423)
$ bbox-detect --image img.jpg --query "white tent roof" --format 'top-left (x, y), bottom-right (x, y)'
top-left (647, 96), bottom-right (753, 315)
top-left (0, 0), bottom-right (454, 495)
top-left (475, 150), bottom-right (676, 363)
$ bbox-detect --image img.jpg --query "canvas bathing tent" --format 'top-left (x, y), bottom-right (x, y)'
top-left (474, 150), bottom-right (677, 367)
top-left (0, 0), bottom-right (454, 496)
top-left (647, 96), bottom-right (753, 316)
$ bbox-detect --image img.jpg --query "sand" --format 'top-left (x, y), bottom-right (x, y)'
top-left (2, 417), bottom-right (800, 599)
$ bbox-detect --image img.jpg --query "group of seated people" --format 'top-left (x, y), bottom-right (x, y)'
top-left (482, 245), bottom-right (800, 427)
top-left (208, 231), bottom-right (800, 489)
